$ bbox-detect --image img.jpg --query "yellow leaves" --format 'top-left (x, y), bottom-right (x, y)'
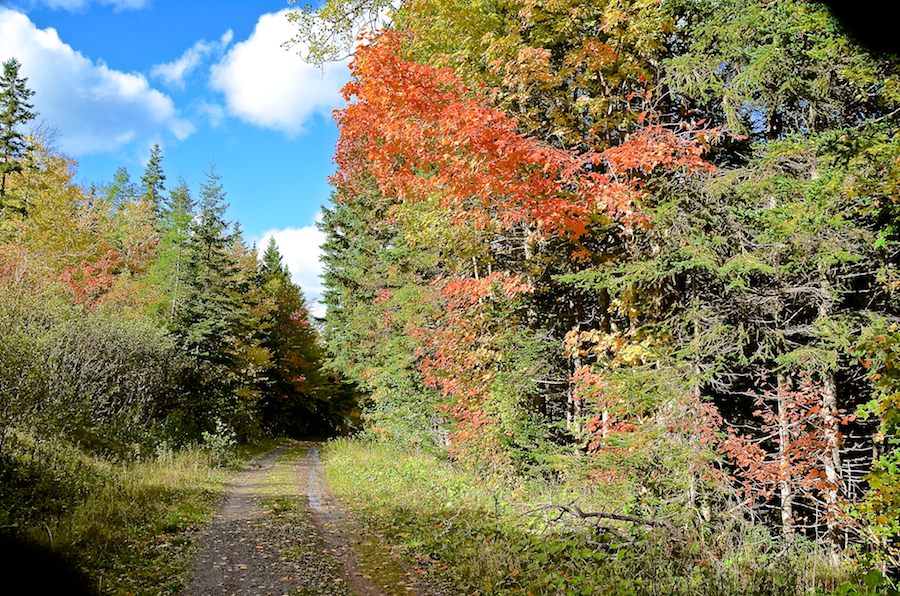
top-left (3, 138), bottom-right (101, 273)
top-left (563, 326), bottom-right (654, 366)
top-left (504, 46), bottom-right (556, 90)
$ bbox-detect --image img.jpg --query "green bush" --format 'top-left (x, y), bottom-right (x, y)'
top-left (0, 281), bottom-right (189, 455)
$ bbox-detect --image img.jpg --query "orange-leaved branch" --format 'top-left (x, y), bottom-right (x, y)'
top-left (333, 31), bottom-right (712, 239)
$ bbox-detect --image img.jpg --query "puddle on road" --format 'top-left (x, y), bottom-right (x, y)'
top-left (307, 445), bottom-right (326, 511)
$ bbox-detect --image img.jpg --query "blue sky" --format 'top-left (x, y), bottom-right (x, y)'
top-left (0, 0), bottom-right (352, 311)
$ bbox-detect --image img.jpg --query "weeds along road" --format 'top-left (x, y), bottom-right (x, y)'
top-left (181, 441), bottom-right (441, 596)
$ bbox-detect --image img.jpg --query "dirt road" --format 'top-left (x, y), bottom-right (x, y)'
top-left (181, 442), bottom-right (440, 596)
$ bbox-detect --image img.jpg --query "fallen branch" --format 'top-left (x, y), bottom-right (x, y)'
top-left (555, 502), bottom-right (677, 532)
top-left (524, 501), bottom-right (676, 533)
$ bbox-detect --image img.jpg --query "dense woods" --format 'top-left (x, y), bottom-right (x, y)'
top-left (308, 0), bottom-right (900, 583)
top-left (0, 63), bottom-right (359, 580)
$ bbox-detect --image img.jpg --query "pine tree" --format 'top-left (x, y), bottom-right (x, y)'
top-left (0, 58), bottom-right (37, 215)
top-left (100, 166), bottom-right (158, 275)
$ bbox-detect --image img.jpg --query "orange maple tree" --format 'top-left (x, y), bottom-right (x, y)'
top-left (331, 29), bottom-right (715, 463)
top-left (334, 31), bottom-right (712, 240)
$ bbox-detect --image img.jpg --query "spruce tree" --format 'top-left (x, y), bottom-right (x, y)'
top-left (0, 57), bottom-right (37, 214)
top-left (177, 165), bottom-right (239, 363)
top-left (140, 144), bottom-right (166, 220)
top-left (261, 236), bottom-right (291, 282)
top-left (169, 166), bottom-right (247, 433)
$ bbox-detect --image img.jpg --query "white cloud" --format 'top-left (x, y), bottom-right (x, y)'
top-left (0, 7), bottom-right (195, 155)
top-left (209, 9), bottom-right (349, 135)
top-left (34, 0), bottom-right (148, 12)
top-left (258, 220), bottom-right (327, 317)
top-left (151, 30), bottom-right (233, 89)
top-left (196, 100), bottom-right (226, 128)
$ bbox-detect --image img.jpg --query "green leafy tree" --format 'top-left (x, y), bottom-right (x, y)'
top-left (308, 0), bottom-right (900, 568)
top-left (102, 166), bottom-right (138, 209)
top-left (284, 0), bottom-right (395, 64)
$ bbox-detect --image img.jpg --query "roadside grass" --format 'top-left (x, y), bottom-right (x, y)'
top-left (321, 436), bottom-right (846, 596)
top-left (0, 432), bottom-right (280, 596)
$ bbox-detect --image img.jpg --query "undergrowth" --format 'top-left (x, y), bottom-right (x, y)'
top-left (0, 431), bottom-right (278, 595)
top-left (321, 435), bottom-right (851, 596)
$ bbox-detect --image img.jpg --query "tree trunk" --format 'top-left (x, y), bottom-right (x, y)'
top-left (822, 370), bottom-right (843, 564)
top-left (818, 275), bottom-right (843, 563)
top-left (778, 373), bottom-right (795, 537)
top-left (568, 356), bottom-right (582, 433)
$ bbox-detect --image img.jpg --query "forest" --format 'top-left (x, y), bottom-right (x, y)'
top-left (0, 52), bottom-right (353, 448)
top-left (0, 53), bottom-right (357, 589)
top-left (2, 0), bottom-right (900, 593)
top-left (307, 0), bottom-right (900, 591)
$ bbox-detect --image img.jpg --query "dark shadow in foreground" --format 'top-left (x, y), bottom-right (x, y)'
top-left (0, 534), bottom-right (95, 595)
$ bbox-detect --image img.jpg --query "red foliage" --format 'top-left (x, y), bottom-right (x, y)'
top-left (414, 273), bottom-right (531, 397)
top-left (59, 249), bottom-right (124, 309)
top-left (333, 29), bottom-right (712, 467)
top-left (407, 273), bottom-right (532, 465)
top-left (719, 376), bottom-right (854, 508)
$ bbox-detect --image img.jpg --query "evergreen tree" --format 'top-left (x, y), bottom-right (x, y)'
top-left (319, 180), bottom-right (443, 442)
top-left (258, 238), bottom-right (329, 435)
top-left (150, 177), bottom-right (194, 321)
top-left (261, 236), bottom-right (291, 282)
top-left (100, 167), bottom-right (137, 217)
top-left (140, 144), bottom-right (166, 220)
top-left (177, 165), bottom-right (239, 363)
top-left (168, 166), bottom-right (250, 434)
top-left (226, 232), bottom-right (276, 439)
top-left (0, 58), bottom-right (37, 215)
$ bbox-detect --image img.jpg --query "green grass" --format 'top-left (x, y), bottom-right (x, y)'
top-left (321, 436), bottom-right (847, 596)
top-left (0, 432), bottom-right (281, 596)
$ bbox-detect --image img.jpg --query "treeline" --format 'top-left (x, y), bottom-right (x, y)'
top-left (0, 59), bottom-right (351, 457)
top-left (310, 0), bottom-right (900, 574)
